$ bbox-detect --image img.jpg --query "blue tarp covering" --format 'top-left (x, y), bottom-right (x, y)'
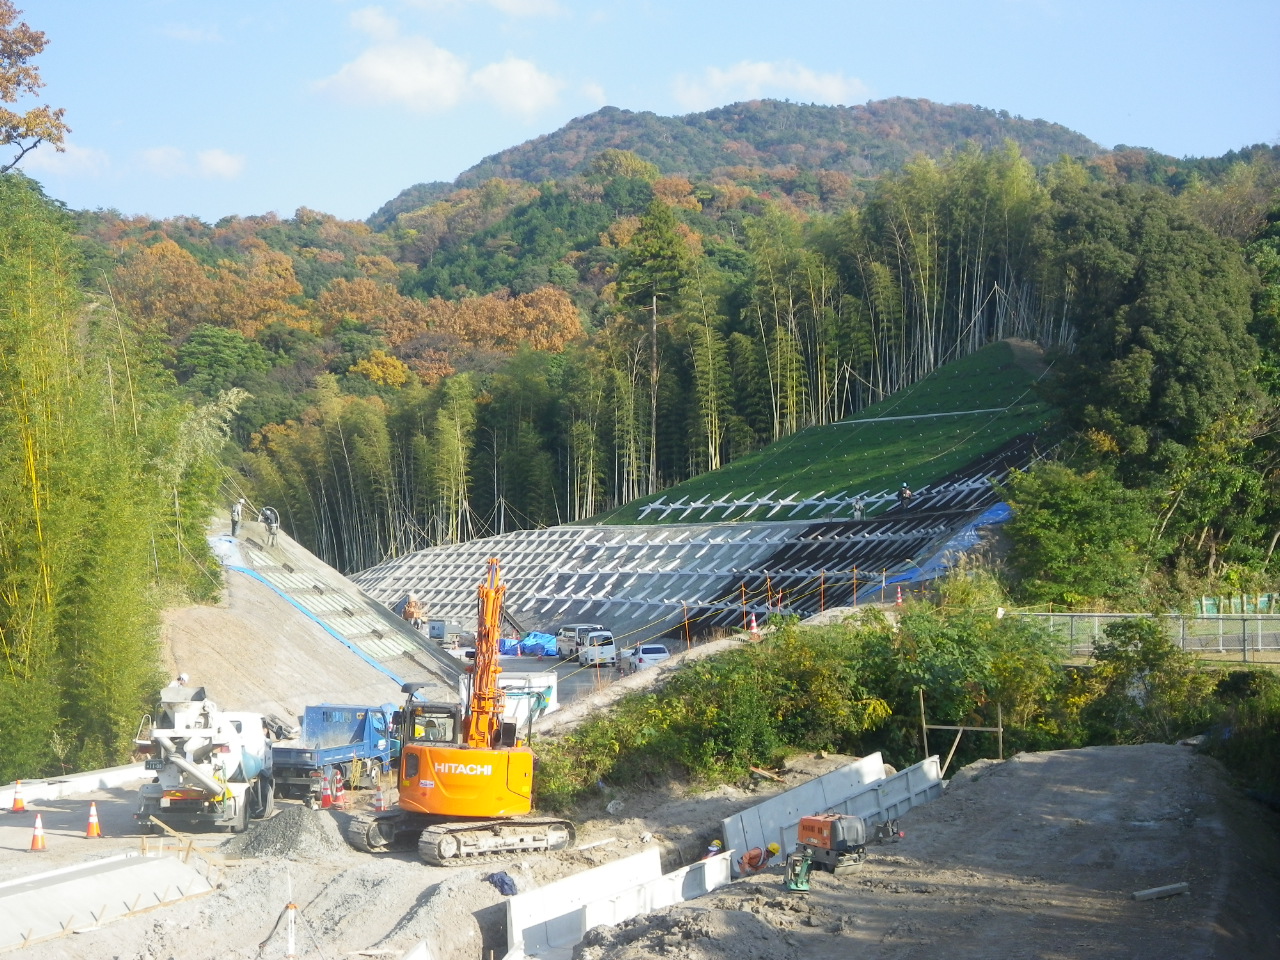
top-left (520, 632), bottom-right (557, 656)
top-left (883, 502), bottom-right (1014, 586)
top-left (496, 633), bottom-right (557, 656)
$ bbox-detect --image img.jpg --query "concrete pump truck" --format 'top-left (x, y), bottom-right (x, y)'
top-left (346, 558), bottom-right (575, 865)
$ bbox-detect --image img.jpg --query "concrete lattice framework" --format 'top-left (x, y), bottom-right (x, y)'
top-left (353, 470), bottom-right (1015, 648)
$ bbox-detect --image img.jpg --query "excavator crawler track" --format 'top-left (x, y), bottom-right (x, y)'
top-left (346, 812), bottom-right (407, 853)
top-left (418, 817), bottom-right (575, 867)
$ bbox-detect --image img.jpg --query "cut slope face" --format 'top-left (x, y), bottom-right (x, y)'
top-left (163, 516), bottom-right (461, 722)
top-left (355, 343), bottom-right (1051, 644)
top-left (592, 339), bottom-right (1053, 526)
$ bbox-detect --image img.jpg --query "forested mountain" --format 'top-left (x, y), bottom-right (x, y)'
top-left (57, 96), bottom-right (1280, 609)
top-left (371, 98), bottom-right (1103, 227)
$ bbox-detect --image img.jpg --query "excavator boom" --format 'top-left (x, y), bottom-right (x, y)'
top-left (465, 559), bottom-right (505, 748)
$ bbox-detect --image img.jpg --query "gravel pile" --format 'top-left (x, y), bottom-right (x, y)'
top-left (220, 806), bottom-right (347, 860)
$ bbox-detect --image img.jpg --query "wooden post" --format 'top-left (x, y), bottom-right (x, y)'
top-left (997, 703), bottom-right (1003, 759)
top-left (741, 582), bottom-right (747, 629)
top-left (682, 603), bottom-right (691, 651)
top-left (919, 688), bottom-right (929, 759)
top-left (819, 570), bottom-right (825, 612)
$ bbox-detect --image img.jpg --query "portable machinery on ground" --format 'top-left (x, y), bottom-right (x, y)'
top-left (794, 813), bottom-right (867, 875)
top-left (347, 558), bottom-right (575, 866)
top-left (272, 703), bottom-right (400, 802)
top-left (135, 685), bottom-right (276, 833)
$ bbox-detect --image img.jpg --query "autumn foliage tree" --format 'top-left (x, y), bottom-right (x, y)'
top-left (0, 2), bottom-right (68, 173)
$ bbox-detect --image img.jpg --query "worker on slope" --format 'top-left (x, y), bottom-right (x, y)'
top-left (259, 505), bottom-right (280, 546)
top-left (703, 839), bottom-right (724, 859)
top-left (403, 594), bottom-right (424, 630)
top-left (231, 497), bottom-right (245, 537)
top-left (736, 842), bottom-right (781, 875)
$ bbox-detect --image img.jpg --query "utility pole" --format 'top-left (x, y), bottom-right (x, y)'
top-left (649, 293), bottom-right (658, 496)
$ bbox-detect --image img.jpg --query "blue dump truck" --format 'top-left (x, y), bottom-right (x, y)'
top-left (272, 703), bottom-right (400, 802)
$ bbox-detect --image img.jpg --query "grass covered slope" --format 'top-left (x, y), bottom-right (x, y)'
top-left (592, 340), bottom-right (1055, 525)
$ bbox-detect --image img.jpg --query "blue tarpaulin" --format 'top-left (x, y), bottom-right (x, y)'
top-left (520, 632), bottom-right (557, 656)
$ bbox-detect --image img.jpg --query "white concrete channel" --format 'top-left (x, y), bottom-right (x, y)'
top-left (483, 753), bottom-right (943, 960)
top-left (0, 852), bottom-right (216, 953)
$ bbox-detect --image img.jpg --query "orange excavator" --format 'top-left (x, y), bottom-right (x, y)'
top-left (347, 558), bottom-right (574, 865)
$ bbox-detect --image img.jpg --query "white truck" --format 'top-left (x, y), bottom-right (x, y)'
top-left (135, 684), bottom-right (276, 833)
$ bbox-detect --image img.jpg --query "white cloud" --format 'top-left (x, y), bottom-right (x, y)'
top-left (21, 141), bottom-right (110, 177)
top-left (196, 149), bottom-right (246, 179)
top-left (472, 58), bottom-right (562, 117)
top-left (581, 80), bottom-right (607, 107)
top-left (317, 28), bottom-right (563, 117)
top-left (350, 6), bottom-right (400, 41)
top-left (315, 37), bottom-right (470, 111)
top-left (139, 146), bottom-right (246, 180)
top-left (673, 61), bottom-right (869, 112)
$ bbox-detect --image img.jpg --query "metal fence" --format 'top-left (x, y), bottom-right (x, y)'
top-left (1014, 612), bottom-right (1280, 663)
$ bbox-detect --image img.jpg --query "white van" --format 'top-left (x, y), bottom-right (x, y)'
top-left (555, 623), bottom-right (604, 658)
top-left (577, 630), bottom-right (617, 667)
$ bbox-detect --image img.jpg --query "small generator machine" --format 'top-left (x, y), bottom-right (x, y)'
top-left (795, 813), bottom-right (867, 876)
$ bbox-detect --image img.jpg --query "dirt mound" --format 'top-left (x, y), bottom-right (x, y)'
top-left (576, 904), bottom-right (802, 960)
top-left (220, 805), bottom-right (346, 860)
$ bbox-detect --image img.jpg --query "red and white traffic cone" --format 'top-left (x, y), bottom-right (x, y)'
top-left (86, 801), bottom-right (102, 838)
top-left (332, 773), bottom-right (347, 809)
top-left (319, 776), bottom-right (332, 809)
top-left (749, 613), bottom-right (759, 638)
top-left (373, 784), bottom-right (389, 812)
top-left (895, 585), bottom-right (903, 607)
top-left (9, 780), bottom-right (25, 813)
top-left (30, 814), bottom-right (47, 852)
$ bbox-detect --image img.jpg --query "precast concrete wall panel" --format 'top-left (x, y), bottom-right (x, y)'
top-left (721, 754), bottom-right (886, 858)
top-left (503, 848), bottom-right (732, 960)
top-left (721, 755), bottom-right (943, 862)
top-left (506, 848), bottom-right (663, 957)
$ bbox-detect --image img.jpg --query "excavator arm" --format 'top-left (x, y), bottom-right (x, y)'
top-left (464, 558), bottom-right (506, 749)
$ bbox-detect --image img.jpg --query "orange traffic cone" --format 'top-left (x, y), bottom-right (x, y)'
top-left (332, 773), bottom-right (347, 809)
top-left (319, 776), bottom-right (332, 809)
top-left (10, 780), bottom-right (25, 814)
top-left (373, 784), bottom-right (388, 812)
top-left (749, 613), bottom-right (759, 638)
top-left (895, 584), bottom-right (903, 606)
top-left (30, 814), bottom-right (47, 852)
top-left (86, 801), bottom-right (102, 838)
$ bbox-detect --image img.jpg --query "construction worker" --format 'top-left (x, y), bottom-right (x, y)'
top-left (259, 506), bottom-right (280, 546)
top-left (403, 594), bottom-right (424, 630)
top-left (897, 483), bottom-right (913, 507)
top-left (231, 498), bottom-right (245, 537)
top-left (736, 842), bottom-right (781, 875)
top-left (703, 839), bottom-right (723, 859)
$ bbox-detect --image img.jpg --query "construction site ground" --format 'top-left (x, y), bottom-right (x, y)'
top-left (1, 742), bottom-right (1278, 960)
top-left (5, 544), bottom-right (1277, 958)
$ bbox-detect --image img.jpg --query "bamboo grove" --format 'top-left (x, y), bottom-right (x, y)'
top-left (0, 176), bottom-right (226, 781)
top-left (67, 143), bottom-right (1280, 596)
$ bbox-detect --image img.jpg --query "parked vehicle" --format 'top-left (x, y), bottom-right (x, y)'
top-left (555, 622), bottom-right (604, 658)
top-left (272, 703), bottom-right (400, 802)
top-left (135, 685), bottom-right (276, 833)
top-left (577, 629), bottom-right (617, 667)
top-left (630, 643), bottom-right (671, 670)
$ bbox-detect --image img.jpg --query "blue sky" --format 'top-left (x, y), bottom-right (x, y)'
top-left (16, 0), bottom-right (1280, 222)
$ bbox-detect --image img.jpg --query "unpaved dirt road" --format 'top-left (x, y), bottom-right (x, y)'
top-left (3, 743), bottom-right (1278, 960)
